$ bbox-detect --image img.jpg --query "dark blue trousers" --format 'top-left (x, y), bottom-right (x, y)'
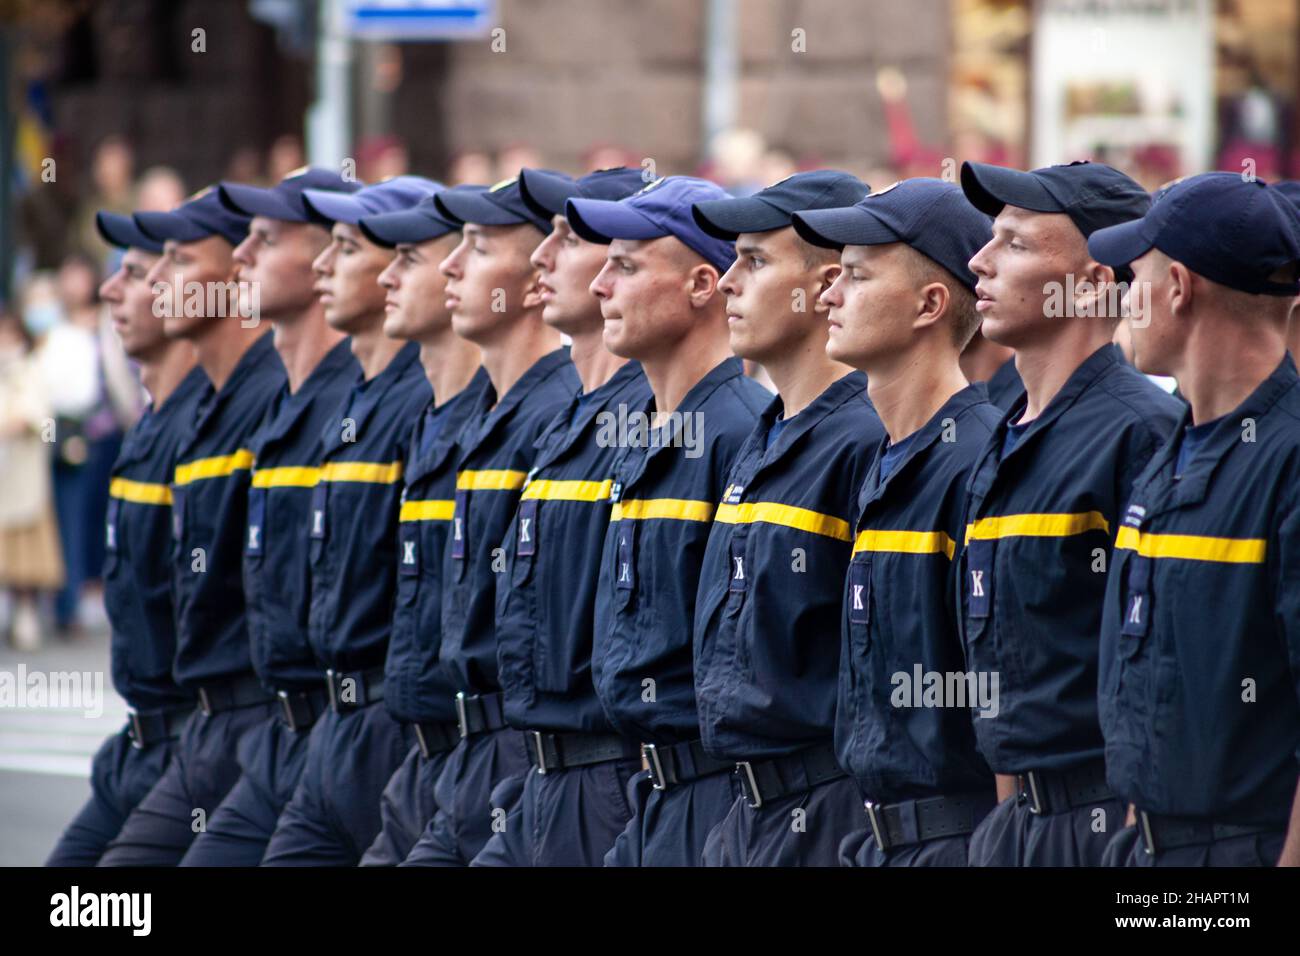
top-left (46, 724), bottom-right (179, 866)
top-left (605, 769), bottom-right (739, 867)
top-left (260, 704), bottom-right (409, 866)
top-left (472, 757), bottom-right (642, 866)
top-left (97, 702), bottom-right (276, 866)
top-left (968, 793), bottom-right (1126, 866)
top-left (359, 744), bottom-right (451, 866)
top-left (178, 715), bottom-right (311, 866)
top-left (401, 726), bottom-right (531, 866)
top-left (839, 830), bottom-right (979, 866)
top-left (701, 774), bottom-right (862, 867)
top-left (1101, 823), bottom-right (1286, 867)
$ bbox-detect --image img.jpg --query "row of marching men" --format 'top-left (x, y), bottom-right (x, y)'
top-left (46, 158), bottom-right (1300, 866)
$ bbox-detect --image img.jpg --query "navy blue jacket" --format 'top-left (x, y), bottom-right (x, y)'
top-left (837, 384), bottom-right (1000, 803)
top-left (1101, 355), bottom-right (1300, 828)
top-left (245, 339), bottom-right (359, 691)
top-left (440, 349), bottom-right (581, 695)
top-left (384, 366), bottom-right (491, 725)
top-left (104, 366), bottom-right (208, 711)
top-left (496, 360), bottom-right (653, 732)
top-left (958, 344), bottom-right (1182, 773)
top-left (593, 357), bottom-right (770, 744)
top-left (308, 341), bottom-right (431, 673)
top-left (694, 371), bottom-right (882, 760)
top-left (171, 333), bottom-right (286, 689)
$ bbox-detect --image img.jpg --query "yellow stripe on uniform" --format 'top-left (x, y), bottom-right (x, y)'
top-left (520, 478), bottom-right (614, 503)
top-left (109, 477), bottom-right (173, 506)
top-left (400, 499), bottom-right (456, 522)
top-left (853, 529), bottom-right (956, 560)
top-left (611, 498), bottom-right (716, 522)
top-left (715, 501), bottom-right (851, 542)
top-left (319, 460), bottom-right (404, 484)
top-left (252, 466), bottom-right (321, 488)
top-left (456, 469), bottom-right (528, 492)
top-left (1115, 526), bottom-right (1266, 564)
top-left (965, 511), bottom-right (1109, 544)
top-left (174, 449), bottom-right (255, 486)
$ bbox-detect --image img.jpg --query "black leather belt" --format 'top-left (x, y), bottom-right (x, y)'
top-left (413, 719), bottom-right (461, 758)
top-left (126, 704), bottom-right (194, 749)
top-left (275, 686), bottom-right (330, 732)
top-left (1017, 759), bottom-right (1113, 815)
top-left (454, 691), bottom-right (507, 739)
top-left (734, 742), bottom-right (846, 809)
top-left (865, 790), bottom-right (997, 851)
top-left (526, 730), bottom-right (641, 774)
top-left (641, 739), bottom-right (735, 791)
top-left (1137, 810), bottom-right (1281, 856)
top-left (325, 666), bottom-right (385, 711)
top-left (196, 673), bottom-right (276, 716)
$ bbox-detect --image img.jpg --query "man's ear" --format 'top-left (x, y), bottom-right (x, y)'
top-left (912, 281), bottom-right (950, 332)
top-left (1169, 260), bottom-right (1194, 318)
top-left (811, 263), bottom-right (841, 314)
top-left (687, 263), bottom-right (720, 308)
top-left (1074, 259), bottom-right (1116, 319)
top-left (521, 266), bottom-right (546, 311)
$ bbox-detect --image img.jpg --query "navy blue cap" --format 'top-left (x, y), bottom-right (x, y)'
top-left (566, 176), bottom-right (736, 273)
top-left (219, 166), bottom-right (360, 222)
top-left (1088, 172), bottom-right (1300, 297)
top-left (358, 187), bottom-right (466, 248)
top-left (302, 176), bottom-right (443, 227)
top-left (961, 160), bottom-right (1149, 239)
top-left (1272, 180), bottom-right (1300, 216)
top-left (96, 210), bottom-right (163, 254)
top-left (134, 187), bottom-right (251, 246)
top-left (792, 179), bottom-right (992, 293)
top-left (518, 167), bottom-right (648, 221)
top-left (435, 176), bottom-right (553, 234)
top-left (693, 170), bottom-right (871, 240)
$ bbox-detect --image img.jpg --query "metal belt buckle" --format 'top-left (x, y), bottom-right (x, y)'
top-left (1022, 771), bottom-right (1045, 815)
top-left (455, 692), bottom-right (470, 739)
top-left (530, 731), bottom-right (550, 774)
top-left (736, 761), bottom-right (762, 809)
top-left (325, 669), bottom-right (341, 713)
top-left (1138, 810), bottom-right (1158, 856)
top-left (864, 800), bottom-right (890, 851)
top-left (276, 690), bottom-right (298, 732)
top-left (197, 687), bottom-right (214, 717)
top-left (127, 710), bottom-right (145, 749)
top-left (642, 743), bottom-right (666, 790)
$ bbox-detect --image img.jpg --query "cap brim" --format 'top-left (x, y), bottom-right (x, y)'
top-left (564, 197), bottom-right (668, 245)
top-left (219, 182), bottom-right (301, 221)
top-left (691, 196), bottom-right (791, 241)
top-left (791, 207), bottom-right (900, 250)
top-left (302, 190), bottom-right (369, 226)
top-left (359, 207), bottom-right (459, 248)
top-left (1087, 218), bottom-right (1156, 269)
top-left (133, 210), bottom-right (211, 243)
top-left (961, 162), bottom-right (1061, 218)
top-left (96, 211), bottom-right (162, 253)
top-left (518, 169), bottom-right (575, 220)
top-left (435, 189), bottom-right (528, 227)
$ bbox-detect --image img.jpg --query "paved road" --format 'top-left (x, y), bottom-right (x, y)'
top-left (0, 615), bottom-right (126, 866)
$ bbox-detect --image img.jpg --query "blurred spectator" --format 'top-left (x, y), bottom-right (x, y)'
top-left (225, 146), bottom-right (265, 187)
top-left (25, 269), bottom-right (100, 637)
top-left (73, 136), bottom-right (135, 270)
top-left (496, 143), bottom-right (543, 181)
top-left (583, 144), bottom-right (640, 173)
top-left (447, 149), bottom-right (494, 185)
top-left (0, 309), bottom-right (64, 651)
top-left (357, 134), bottom-right (409, 182)
top-left (707, 127), bottom-right (766, 196)
top-left (17, 132), bottom-right (81, 271)
top-left (268, 133), bottom-right (306, 182)
top-left (134, 166), bottom-right (187, 212)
